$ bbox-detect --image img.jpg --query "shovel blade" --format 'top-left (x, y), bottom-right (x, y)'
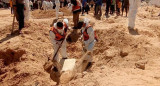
top-left (50, 68), bottom-right (61, 84)
top-left (50, 61), bottom-right (62, 84)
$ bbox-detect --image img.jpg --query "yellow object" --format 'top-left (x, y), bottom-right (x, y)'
top-left (118, 2), bottom-right (122, 8)
top-left (10, 0), bottom-right (13, 7)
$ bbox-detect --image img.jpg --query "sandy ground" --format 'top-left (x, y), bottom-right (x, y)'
top-left (0, 4), bottom-right (160, 86)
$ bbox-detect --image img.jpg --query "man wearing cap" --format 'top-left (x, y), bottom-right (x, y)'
top-left (49, 19), bottom-right (69, 62)
top-left (77, 18), bottom-right (98, 69)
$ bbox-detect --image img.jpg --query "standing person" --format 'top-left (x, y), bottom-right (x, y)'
top-left (110, 0), bottom-right (115, 14)
top-left (105, 0), bottom-right (111, 17)
top-left (13, 0), bottom-right (25, 33)
top-left (4, 0), bottom-right (10, 8)
top-left (94, 0), bottom-right (97, 16)
top-left (128, 0), bottom-right (141, 29)
top-left (85, 2), bottom-right (90, 14)
top-left (9, 0), bottom-right (13, 14)
top-left (37, 0), bottom-right (41, 9)
top-left (90, 0), bottom-right (94, 8)
top-left (60, 0), bottom-right (64, 7)
top-left (49, 19), bottom-right (69, 62)
top-left (77, 18), bottom-right (98, 69)
top-left (63, 0), bottom-right (68, 7)
top-left (95, 0), bottom-right (102, 19)
top-left (24, 0), bottom-right (30, 21)
top-left (116, 0), bottom-right (120, 16)
top-left (82, 0), bottom-right (87, 16)
top-left (55, 0), bottom-right (60, 19)
top-left (71, 0), bottom-right (81, 29)
top-left (121, 0), bottom-right (124, 14)
top-left (122, 0), bottom-right (129, 17)
top-left (29, 0), bottom-right (33, 10)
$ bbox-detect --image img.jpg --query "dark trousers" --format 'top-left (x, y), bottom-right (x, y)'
top-left (82, 5), bottom-right (89, 14)
top-left (95, 5), bottom-right (102, 16)
top-left (82, 7), bottom-right (85, 14)
top-left (106, 4), bottom-right (110, 16)
top-left (116, 5), bottom-right (120, 15)
top-left (17, 4), bottom-right (24, 31)
top-left (91, 4), bottom-right (93, 8)
top-left (94, 4), bottom-right (97, 15)
top-left (110, 5), bottom-right (115, 14)
top-left (11, 7), bottom-right (13, 14)
top-left (122, 5), bottom-right (129, 16)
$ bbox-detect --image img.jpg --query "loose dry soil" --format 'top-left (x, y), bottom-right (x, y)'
top-left (0, 4), bottom-right (160, 86)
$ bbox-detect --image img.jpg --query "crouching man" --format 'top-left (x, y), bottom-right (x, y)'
top-left (49, 19), bottom-right (69, 62)
top-left (77, 18), bottom-right (98, 69)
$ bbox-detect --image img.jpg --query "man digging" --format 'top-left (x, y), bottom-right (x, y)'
top-left (77, 18), bottom-right (98, 70)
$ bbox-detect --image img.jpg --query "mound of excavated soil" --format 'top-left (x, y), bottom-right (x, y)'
top-left (137, 6), bottom-right (160, 20)
top-left (31, 10), bottom-right (56, 19)
top-left (31, 8), bottom-right (72, 19)
top-left (0, 4), bottom-right (160, 86)
top-left (0, 49), bottom-right (26, 68)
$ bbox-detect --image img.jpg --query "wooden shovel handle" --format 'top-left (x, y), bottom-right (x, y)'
top-left (11, 14), bottom-right (16, 34)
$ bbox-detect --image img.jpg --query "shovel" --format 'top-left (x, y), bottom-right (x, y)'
top-left (52, 39), bottom-right (65, 71)
top-left (49, 37), bottom-right (65, 84)
top-left (74, 51), bottom-right (90, 72)
top-left (11, 14), bottom-right (16, 35)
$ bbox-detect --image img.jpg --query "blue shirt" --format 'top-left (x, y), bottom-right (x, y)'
top-left (96, 0), bottom-right (102, 6)
top-left (82, 0), bottom-right (87, 7)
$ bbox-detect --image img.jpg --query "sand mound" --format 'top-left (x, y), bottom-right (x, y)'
top-left (0, 5), bottom-right (160, 86)
top-left (137, 6), bottom-right (160, 20)
top-left (31, 10), bottom-right (56, 19)
top-left (32, 8), bottom-right (72, 19)
top-left (0, 21), bottom-right (57, 85)
top-left (0, 49), bottom-right (26, 68)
